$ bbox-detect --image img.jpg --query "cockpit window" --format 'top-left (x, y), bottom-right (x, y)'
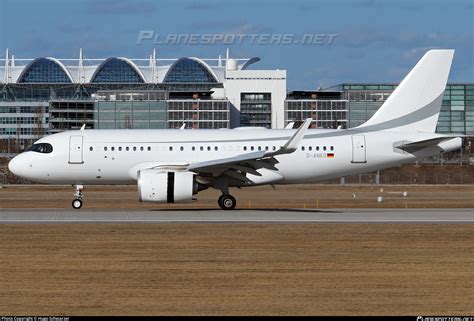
top-left (28, 143), bottom-right (53, 153)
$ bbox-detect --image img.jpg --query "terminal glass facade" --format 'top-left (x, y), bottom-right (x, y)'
top-left (285, 100), bottom-right (348, 129)
top-left (240, 93), bottom-right (272, 128)
top-left (95, 101), bottom-right (167, 129)
top-left (18, 58), bottom-right (72, 83)
top-left (167, 100), bottom-right (229, 129)
top-left (91, 58), bottom-right (145, 83)
top-left (163, 58), bottom-right (217, 83)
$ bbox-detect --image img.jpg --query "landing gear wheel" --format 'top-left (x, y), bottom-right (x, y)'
top-left (72, 199), bottom-right (83, 209)
top-left (218, 194), bottom-right (236, 210)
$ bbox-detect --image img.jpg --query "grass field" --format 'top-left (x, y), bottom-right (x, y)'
top-left (0, 223), bottom-right (473, 315)
top-left (1, 185), bottom-right (473, 315)
top-left (0, 184), bottom-right (473, 209)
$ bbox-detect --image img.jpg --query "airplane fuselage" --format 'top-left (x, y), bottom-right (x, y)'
top-left (9, 128), bottom-right (461, 186)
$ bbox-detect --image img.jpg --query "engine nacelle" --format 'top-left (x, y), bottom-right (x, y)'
top-left (138, 169), bottom-right (196, 203)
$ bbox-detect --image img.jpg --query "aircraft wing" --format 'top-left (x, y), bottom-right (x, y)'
top-left (187, 119), bottom-right (312, 183)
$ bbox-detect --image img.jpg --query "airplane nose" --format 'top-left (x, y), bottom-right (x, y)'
top-left (8, 154), bottom-right (27, 178)
top-left (8, 156), bottom-right (20, 176)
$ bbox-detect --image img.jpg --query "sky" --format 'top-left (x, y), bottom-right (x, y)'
top-left (0, 0), bottom-right (472, 90)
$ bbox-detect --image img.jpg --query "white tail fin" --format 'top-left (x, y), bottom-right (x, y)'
top-left (358, 49), bottom-right (454, 133)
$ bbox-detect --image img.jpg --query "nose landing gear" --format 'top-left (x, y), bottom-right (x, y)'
top-left (72, 185), bottom-right (84, 209)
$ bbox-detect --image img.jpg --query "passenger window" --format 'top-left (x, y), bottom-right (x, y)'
top-left (200, 146), bottom-right (204, 151)
top-left (316, 146), bottom-right (319, 151)
top-left (140, 146), bottom-right (144, 151)
top-left (214, 146), bottom-right (218, 151)
top-left (301, 146), bottom-right (305, 151)
top-left (309, 146), bottom-right (312, 151)
top-left (180, 146), bottom-right (184, 151)
top-left (207, 146), bottom-right (211, 151)
top-left (192, 146), bottom-right (195, 151)
top-left (126, 147), bottom-right (129, 151)
top-left (330, 146), bottom-right (334, 151)
top-left (118, 147), bottom-right (122, 151)
top-left (169, 146), bottom-right (173, 151)
top-left (111, 147), bottom-right (115, 151)
top-left (133, 147), bottom-right (137, 151)
top-left (104, 147), bottom-right (108, 151)
top-left (272, 146), bottom-right (276, 151)
top-left (323, 146), bottom-right (327, 151)
top-left (89, 147), bottom-right (93, 151)
top-left (243, 146), bottom-right (247, 151)
top-left (147, 146), bottom-right (151, 151)
top-left (250, 146), bottom-right (254, 151)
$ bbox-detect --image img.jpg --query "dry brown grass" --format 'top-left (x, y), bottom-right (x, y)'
top-left (0, 184), bottom-right (473, 209)
top-left (0, 224), bottom-right (473, 315)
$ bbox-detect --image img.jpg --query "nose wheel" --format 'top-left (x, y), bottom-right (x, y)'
top-left (72, 184), bottom-right (84, 210)
top-left (218, 194), bottom-right (236, 210)
top-left (72, 199), bottom-right (83, 209)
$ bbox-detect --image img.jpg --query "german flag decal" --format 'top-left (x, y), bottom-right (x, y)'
top-left (327, 153), bottom-right (335, 158)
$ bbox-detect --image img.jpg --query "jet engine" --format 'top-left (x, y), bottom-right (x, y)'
top-left (138, 169), bottom-right (197, 203)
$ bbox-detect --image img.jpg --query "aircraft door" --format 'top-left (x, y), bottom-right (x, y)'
top-left (69, 135), bottom-right (84, 164)
top-left (351, 135), bottom-right (366, 163)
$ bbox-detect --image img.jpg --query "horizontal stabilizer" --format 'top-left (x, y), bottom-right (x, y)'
top-left (394, 136), bottom-right (462, 153)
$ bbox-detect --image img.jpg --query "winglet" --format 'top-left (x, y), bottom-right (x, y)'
top-left (266, 118), bottom-right (312, 157)
top-left (180, 123), bottom-right (186, 130)
top-left (285, 122), bottom-right (295, 129)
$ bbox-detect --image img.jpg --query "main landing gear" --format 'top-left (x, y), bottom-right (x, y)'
top-left (218, 194), bottom-right (236, 210)
top-left (72, 184), bottom-right (84, 209)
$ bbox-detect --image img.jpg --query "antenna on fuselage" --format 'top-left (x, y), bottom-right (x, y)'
top-left (80, 124), bottom-right (86, 131)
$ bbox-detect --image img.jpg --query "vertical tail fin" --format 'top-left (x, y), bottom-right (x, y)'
top-left (358, 49), bottom-right (454, 132)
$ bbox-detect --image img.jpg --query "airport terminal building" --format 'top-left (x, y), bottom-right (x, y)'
top-left (0, 49), bottom-right (472, 154)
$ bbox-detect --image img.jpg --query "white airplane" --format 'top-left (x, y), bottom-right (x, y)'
top-left (8, 50), bottom-right (462, 210)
